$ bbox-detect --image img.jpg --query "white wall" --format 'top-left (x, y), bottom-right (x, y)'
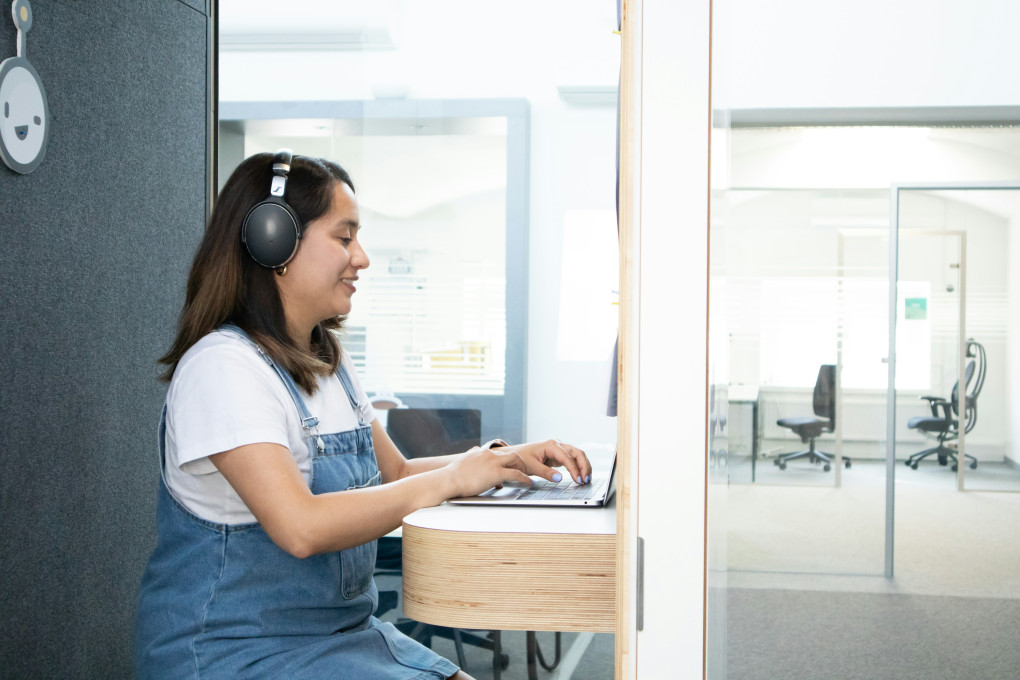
top-left (715, 0), bottom-right (1020, 109)
top-left (728, 127), bottom-right (1020, 190)
top-left (219, 0), bottom-right (621, 453)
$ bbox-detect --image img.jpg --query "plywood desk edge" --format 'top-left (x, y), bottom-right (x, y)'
top-left (401, 503), bottom-right (617, 633)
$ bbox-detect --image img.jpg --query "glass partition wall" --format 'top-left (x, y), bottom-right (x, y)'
top-left (709, 124), bottom-right (1020, 678)
top-left (218, 2), bottom-right (621, 677)
top-left (217, 1), bottom-right (621, 459)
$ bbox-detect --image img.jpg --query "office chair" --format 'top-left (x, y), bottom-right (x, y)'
top-left (905, 339), bottom-right (985, 472)
top-left (385, 407), bottom-right (483, 461)
top-left (774, 364), bottom-right (850, 472)
top-left (372, 407), bottom-right (515, 678)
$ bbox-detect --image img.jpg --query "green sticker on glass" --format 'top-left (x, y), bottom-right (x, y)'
top-left (905, 297), bottom-right (927, 320)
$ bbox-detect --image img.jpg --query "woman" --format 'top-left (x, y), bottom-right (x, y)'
top-left (135, 151), bottom-right (592, 679)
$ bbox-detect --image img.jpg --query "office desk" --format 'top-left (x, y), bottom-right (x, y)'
top-left (401, 499), bottom-right (616, 633)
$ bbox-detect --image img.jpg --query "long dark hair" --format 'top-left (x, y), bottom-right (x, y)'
top-left (159, 153), bottom-right (357, 393)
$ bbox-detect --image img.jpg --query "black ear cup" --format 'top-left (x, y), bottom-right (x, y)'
top-left (241, 150), bottom-right (302, 268)
top-left (242, 198), bottom-right (301, 268)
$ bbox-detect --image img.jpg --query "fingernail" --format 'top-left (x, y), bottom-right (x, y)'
top-left (577, 476), bottom-right (584, 484)
top-left (552, 472), bottom-right (562, 482)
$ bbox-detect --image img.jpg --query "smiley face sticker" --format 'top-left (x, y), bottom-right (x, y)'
top-left (0, 0), bottom-right (49, 174)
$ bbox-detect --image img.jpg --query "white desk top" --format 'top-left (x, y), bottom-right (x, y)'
top-left (403, 495), bottom-right (616, 535)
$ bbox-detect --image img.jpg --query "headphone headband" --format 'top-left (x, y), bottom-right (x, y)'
top-left (272, 149), bottom-right (293, 171)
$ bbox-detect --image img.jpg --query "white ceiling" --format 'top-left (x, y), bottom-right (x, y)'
top-left (219, 0), bottom-right (400, 34)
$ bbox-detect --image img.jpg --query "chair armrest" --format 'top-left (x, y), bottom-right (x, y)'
top-left (918, 395), bottom-right (950, 418)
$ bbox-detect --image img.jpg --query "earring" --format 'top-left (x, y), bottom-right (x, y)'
top-left (275, 266), bottom-right (287, 276)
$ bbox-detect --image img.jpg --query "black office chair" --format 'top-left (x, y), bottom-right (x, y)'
top-left (905, 339), bottom-right (985, 472)
top-left (385, 407), bottom-right (482, 461)
top-left (774, 364), bottom-right (849, 472)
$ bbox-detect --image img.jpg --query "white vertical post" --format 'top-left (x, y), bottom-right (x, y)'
top-left (957, 233), bottom-right (967, 491)
top-left (633, 0), bottom-right (712, 676)
top-left (886, 187), bottom-right (900, 579)
top-left (836, 231), bottom-right (846, 487)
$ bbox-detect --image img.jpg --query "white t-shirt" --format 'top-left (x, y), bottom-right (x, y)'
top-left (163, 329), bottom-right (375, 525)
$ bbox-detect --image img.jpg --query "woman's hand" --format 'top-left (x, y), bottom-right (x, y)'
top-left (442, 447), bottom-right (533, 498)
top-left (507, 439), bottom-right (592, 486)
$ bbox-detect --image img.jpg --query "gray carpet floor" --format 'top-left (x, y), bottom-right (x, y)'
top-left (724, 588), bottom-right (1020, 680)
top-left (720, 458), bottom-right (1020, 679)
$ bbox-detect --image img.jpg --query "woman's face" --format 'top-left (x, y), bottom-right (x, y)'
top-left (276, 181), bottom-right (369, 333)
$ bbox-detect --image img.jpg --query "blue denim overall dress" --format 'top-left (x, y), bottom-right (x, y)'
top-left (135, 327), bottom-right (458, 680)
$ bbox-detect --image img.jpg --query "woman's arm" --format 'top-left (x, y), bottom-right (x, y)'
top-left (372, 418), bottom-right (466, 483)
top-left (209, 439), bottom-right (531, 559)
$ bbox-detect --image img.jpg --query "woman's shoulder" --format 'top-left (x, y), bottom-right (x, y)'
top-left (173, 329), bottom-right (272, 386)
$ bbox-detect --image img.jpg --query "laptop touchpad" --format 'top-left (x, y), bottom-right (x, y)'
top-left (479, 484), bottom-right (527, 498)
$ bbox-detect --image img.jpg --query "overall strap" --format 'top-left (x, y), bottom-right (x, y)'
top-left (336, 359), bottom-right (369, 427)
top-left (157, 403), bottom-right (170, 483)
top-left (218, 324), bottom-right (324, 449)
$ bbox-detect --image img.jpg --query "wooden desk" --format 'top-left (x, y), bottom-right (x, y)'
top-left (401, 499), bottom-right (617, 633)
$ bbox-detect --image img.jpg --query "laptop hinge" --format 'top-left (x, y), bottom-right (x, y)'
top-left (636, 535), bottom-right (645, 631)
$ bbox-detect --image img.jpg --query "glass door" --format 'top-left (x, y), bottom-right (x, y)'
top-left (894, 185), bottom-right (1020, 493)
top-left (718, 187), bottom-right (893, 577)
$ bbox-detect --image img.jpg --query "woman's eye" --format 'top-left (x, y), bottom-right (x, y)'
top-left (338, 237), bottom-right (352, 246)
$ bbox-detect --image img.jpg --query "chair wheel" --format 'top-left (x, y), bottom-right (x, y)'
top-left (910, 462), bottom-right (918, 470)
top-left (774, 458), bottom-right (781, 467)
top-left (778, 462), bottom-right (786, 470)
top-left (823, 464), bottom-right (831, 472)
top-left (844, 460), bottom-right (851, 469)
top-left (904, 460), bottom-right (912, 467)
top-left (970, 462), bottom-right (977, 469)
top-left (952, 464), bottom-right (958, 471)
top-left (498, 653), bottom-right (510, 670)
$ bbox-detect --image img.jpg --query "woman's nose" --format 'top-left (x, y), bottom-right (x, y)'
top-left (351, 242), bottom-right (370, 270)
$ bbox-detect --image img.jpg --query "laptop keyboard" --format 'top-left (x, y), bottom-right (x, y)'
top-left (517, 477), bottom-right (607, 502)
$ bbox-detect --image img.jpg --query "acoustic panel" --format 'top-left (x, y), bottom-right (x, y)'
top-left (0, 2), bottom-right (209, 676)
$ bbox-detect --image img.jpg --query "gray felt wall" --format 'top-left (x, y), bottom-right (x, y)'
top-left (0, 1), bottom-right (210, 676)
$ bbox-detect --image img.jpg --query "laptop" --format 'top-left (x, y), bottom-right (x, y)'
top-left (447, 452), bottom-right (617, 507)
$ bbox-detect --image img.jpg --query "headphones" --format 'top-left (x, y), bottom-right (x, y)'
top-left (241, 149), bottom-right (302, 269)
